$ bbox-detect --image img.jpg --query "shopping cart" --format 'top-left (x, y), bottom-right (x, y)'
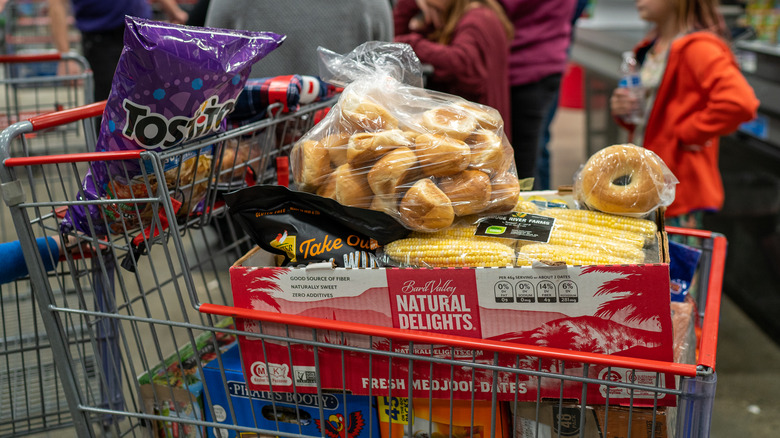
top-left (1, 98), bottom-right (724, 438)
top-left (1, 0), bottom-right (80, 55)
top-left (0, 52), bottom-right (94, 153)
top-left (0, 51), bottom-right (94, 437)
top-left (0, 96), bottom-right (334, 436)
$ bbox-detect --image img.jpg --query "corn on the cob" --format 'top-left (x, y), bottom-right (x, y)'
top-left (427, 222), bottom-right (643, 262)
top-left (512, 201), bottom-right (654, 247)
top-left (541, 208), bottom-right (657, 240)
top-left (385, 236), bottom-right (515, 267)
top-left (411, 225), bottom-right (517, 247)
top-left (546, 227), bottom-right (645, 263)
top-left (513, 199), bottom-right (539, 214)
top-left (517, 243), bottom-right (635, 266)
top-left (546, 217), bottom-right (646, 249)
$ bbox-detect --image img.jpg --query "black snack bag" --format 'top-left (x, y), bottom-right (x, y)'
top-left (224, 185), bottom-right (410, 267)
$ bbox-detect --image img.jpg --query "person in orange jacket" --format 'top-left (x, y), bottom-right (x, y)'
top-left (610, 0), bottom-right (759, 229)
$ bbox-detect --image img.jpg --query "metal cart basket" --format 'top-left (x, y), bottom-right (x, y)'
top-left (0, 52), bottom-right (93, 146)
top-left (0, 51), bottom-right (94, 241)
top-left (1, 100), bottom-right (724, 438)
top-left (0, 51), bottom-right (93, 437)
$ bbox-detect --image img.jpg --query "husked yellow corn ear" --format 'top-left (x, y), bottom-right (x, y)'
top-left (415, 224), bottom-right (643, 263)
top-left (411, 225), bottom-right (480, 239)
top-left (512, 203), bottom-right (648, 248)
top-left (517, 243), bottom-right (636, 266)
top-left (542, 208), bottom-right (657, 240)
top-left (515, 251), bottom-right (533, 266)
top-left (548, 227), bottom-right (645, 263)
top-left (385, 237), bottom-right (514, 267)
top-left (410, 225), bottom-right (516, 247)
top-left (513, 200), bottom-right (539, 214)
top-left (550, 218), bottom-right (646, 249)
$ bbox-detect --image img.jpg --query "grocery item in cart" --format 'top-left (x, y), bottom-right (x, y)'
top-left (511, 195), bottom-right (661, 266)
top-left (381, 221), bottom-right (517, 267)
top-left (669, 240), bottom-right (703, 302)
top-left (510, 402), bottom-right (602, 437)
top-left (380, 194), bottom-right (663, 268)
top-left (672, 297), bottom-right (698, 366)
top-left (230, 242), bottom-right (677, 404)
top-left (62, 17), bottom-right (285, 235)
top-left (202, 343), bottom-right (380, 438)
top-left (574, 143), bottom-right (678, 216)
top-left (138, 317), bottom-right (237, 438)
top-left (510, 401), bottom-right (673, 438)
top-left (228, 74), bottom-right (339, 123)
top-left (289, 41), bottom-right (523, 233)
top-left (377, 397), bottom-right (510, 438)
top-left (224, 184), bottom-right (409, 267)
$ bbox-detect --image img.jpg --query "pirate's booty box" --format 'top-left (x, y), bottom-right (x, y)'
top-left (202, 344), bottom-right (379, 438)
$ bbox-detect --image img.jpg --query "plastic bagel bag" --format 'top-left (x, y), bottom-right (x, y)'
top-left (289, 41), bottom-right (524, 233)
top-left (573, 143), bottom-right (678, 217)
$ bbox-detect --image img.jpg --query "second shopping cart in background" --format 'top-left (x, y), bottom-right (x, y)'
top-left (0, 51), bottom-right (93, 437)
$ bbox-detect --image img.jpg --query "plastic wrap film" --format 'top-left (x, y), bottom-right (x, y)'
top-left (511, 196), bottom-right (659, 266)
top-left (290, 42), bottom-right (521, 233)
top-left (573, 143), bottom-right (678, 216)
top-left (671, 296), bottom-right (698, 365)
top-left (381, 223), bottom-right (515, 268)
top-left (379, 195), bottom-right (661, 268)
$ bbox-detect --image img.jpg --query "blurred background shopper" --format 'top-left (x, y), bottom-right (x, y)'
top-left (610, 0), bottom-right (758, 229)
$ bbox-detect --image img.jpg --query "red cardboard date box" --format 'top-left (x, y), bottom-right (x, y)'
top-left (230, 244), bottom-right (676, 405)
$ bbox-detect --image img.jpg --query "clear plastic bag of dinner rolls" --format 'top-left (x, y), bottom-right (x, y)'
top-left (572, 143), bottom-right (678, 217)
top-left (289, 41), bottom-right (522, 233)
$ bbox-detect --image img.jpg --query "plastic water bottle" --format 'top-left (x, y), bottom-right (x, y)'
top-left (618, 51), bottom-right (644, 125)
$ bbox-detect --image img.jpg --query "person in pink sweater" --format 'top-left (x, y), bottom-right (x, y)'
top-left (498, 0), bottom-right (578, 181)
top-left (393, 0), bottom-right (514, 138)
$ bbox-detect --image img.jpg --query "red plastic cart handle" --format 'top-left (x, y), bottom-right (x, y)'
top-left (0, 53), bottom-right (66, 63)
top-left (666, 226), bottom-right (726, 370)
top-left (3, 150), bottom-right (142, 167)
top-left (28, 101), bottom-right (106, 132)
top-left (200, 302), bottom-right (699, 377)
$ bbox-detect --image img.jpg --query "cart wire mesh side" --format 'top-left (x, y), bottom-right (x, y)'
top-left (0, 51), bottom-right (94, 437)
top-left (1, 97), bottom-right (334, 437)
top-left (2, 99), bottom-right (724, 438)
top-left (0, 52), bottom-right (94, 152)
top-left (202, 226), bottom-right (725, 438)
top-left (0, 51), bottom-right (95, 244)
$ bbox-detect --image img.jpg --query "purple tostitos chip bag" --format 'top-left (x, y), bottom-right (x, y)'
top-left (62, 17), bottom-right (285, 235)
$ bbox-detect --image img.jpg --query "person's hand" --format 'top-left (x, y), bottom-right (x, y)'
top-left (56, 233), bottom-right (103, 260)
top-left (610, 88), bottom-right (639, 118)
top-left (155, 0), bottom-right (189, 25)
top-left (415, 0), bottom-right (442, 30)
top-left (167, 8), bottom-right (189, 25)
top-left (395, 32), bottom-right (424, 47)
top-left (56, 59), bottom-right (82, 86)
top-left (409, 11), bottom-right (427, 32)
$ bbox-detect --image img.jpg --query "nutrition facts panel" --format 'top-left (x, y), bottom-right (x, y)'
top-left (492, 278), bottom-right (580, 303)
